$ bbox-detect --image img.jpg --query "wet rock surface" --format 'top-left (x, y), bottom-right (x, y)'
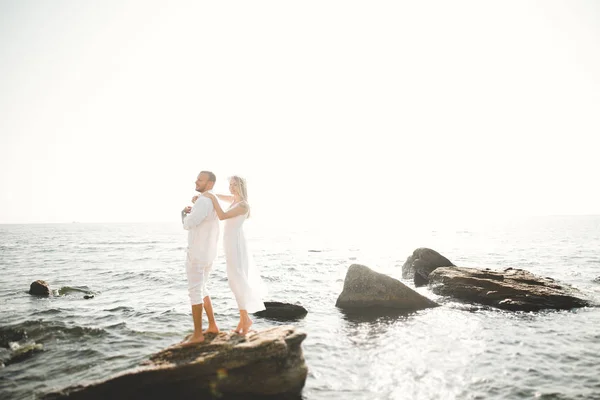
top-left (44, 325), bottom-right (308, 400)
top-left (336, 264), bottom-right (438, 312)
top-left (29, 280), bottom-right (51, 296)
top-left (254, 302), bottom-right (308, 320)
top-left (429, 266), bottom-right (591, 311)
top-left (401, 248), bottom-right (455, 286)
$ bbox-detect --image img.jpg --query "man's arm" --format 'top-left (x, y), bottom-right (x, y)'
top-left (182, 197), bottom-right (212, 230)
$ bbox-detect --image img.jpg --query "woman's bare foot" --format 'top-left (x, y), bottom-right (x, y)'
top-left (232, 321), bottom-right (242, 334)
top-left (239, 317), bottom-right (253, 335)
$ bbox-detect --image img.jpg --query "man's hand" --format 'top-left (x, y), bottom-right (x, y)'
top-left (181, 206), bottom-right (192, 224)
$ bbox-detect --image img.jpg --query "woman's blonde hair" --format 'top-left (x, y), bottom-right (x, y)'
top-left (230, 175), bottom-right (250, 218)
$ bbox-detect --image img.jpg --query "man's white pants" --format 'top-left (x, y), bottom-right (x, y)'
top-left (186, 254), bottom-right (212, 306)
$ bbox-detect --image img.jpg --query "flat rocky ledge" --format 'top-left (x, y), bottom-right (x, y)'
top-left (44, 325), bottom-right (308, 400)
top-left (429, 266), bottom-right (591, 311)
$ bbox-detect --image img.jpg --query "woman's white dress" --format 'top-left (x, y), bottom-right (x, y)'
top-left (223, 202), bottom-right (266, 313)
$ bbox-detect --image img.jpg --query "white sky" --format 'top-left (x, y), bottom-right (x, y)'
top-left (1, 0), bottom-right (599, 226)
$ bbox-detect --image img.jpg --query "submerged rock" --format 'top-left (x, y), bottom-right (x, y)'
top-left (44, 325), bottom-right (308, 400)
top-left (401, 248), bottom-right (454, 286)
top-left (428, 266), bottom-right (591, 311)
top-left (336, 264), bottom-right (438, 312)
top-left (28, 281), bottom-right (95, 299)
top-left (29, 280), bottom-right (51, 296)
top-left (5, 342), bottom-right (44, 366)
top-left (254, 302), bottom-right (308, 320)
top-left (57, 286), bottom-right (94, 297)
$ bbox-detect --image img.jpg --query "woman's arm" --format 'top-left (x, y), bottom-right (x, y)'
top-left (203, 193), bottom-right (248, 220)
top-left (216, 194), bottom-right (234, 202)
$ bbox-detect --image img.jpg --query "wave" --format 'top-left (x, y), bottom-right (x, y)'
top-left (32, 308), bottom-right (62, 316)
top-left (2, 341), bottom-right (44, 366)
top-left (99, 271), bottom-right (174, 284)
top-left (35, 248), bottom-right (58, 253)
top-left (0, 320), bottom-right (107, 348)
top-left (93, 241), bottom-right (162, 245)
top-left (0, 326), bottom-right (26, 348)
top-left (0, 320), bottom-right (108, 368)
top-left (56, 286), bottom-right (95, 296)
top-left (105, 322), bottom-right (127, 329)
top-left (104, 306), bottom-right (135, 313)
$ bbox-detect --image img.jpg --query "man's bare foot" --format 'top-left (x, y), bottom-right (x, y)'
top-left (203, 325), bottom-right (219, 335)
top-left (182, 333), bottom-right (205, 345)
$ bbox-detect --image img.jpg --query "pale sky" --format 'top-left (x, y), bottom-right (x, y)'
top-left (1, 0), bottom-right (599, 226)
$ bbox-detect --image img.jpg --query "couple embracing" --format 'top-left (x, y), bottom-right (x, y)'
top-left (181, 170), bottom-right (265, 345)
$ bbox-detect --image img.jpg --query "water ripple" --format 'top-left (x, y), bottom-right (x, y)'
top-left (2, 221), bottom-right (600, 400)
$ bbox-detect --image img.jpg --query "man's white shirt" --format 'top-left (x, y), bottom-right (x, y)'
top-left (182, 192), bottom-right (220, 266)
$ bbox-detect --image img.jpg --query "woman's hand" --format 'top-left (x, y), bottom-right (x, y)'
top-left (191, 195), bottom-right (199, 204)
top-left (202, 192), bottom-right (216, 201)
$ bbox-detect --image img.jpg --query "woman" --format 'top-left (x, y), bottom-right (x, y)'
top-left (202, 176), bottom-right (266, 335)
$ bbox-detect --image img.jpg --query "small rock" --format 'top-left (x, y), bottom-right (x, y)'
top-left (401, 248), bottom-right (455, 286)
top-left (254, 302), bottom-right (307, 320)
top-left (29, 280), bottom-right (51, 296)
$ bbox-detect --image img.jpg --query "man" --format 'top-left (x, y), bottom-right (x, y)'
top-left (181, 170), bottom-right (220, 344)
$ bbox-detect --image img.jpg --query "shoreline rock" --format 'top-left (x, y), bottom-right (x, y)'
top-left (44, 326), bottom-right (308, 400)
top-left (429, 266), bottom-right (591, 311)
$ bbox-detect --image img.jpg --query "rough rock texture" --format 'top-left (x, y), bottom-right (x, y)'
top-left (401, 248), bottom-right (455, 286)
top-left (428, 266), bottom-right (591, 311)
top-left (336, 264), bottom-right (438, 312)
top-left (29, 280), bottom-right (50, 296)
top-left (44, 326), bottom-right (308, 400)
top-left (254, 302), bottom-right (308, 320)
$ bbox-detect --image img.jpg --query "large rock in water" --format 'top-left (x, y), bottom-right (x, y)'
top-left (29, 280), bottom-right (51, 296)
top-left (44, 326), bottom-right (307, 400)
top-left (428, 266), bottom-right (591, 311)
top-left (401, 248), bottom-right (455, 287)
top-left (336, 264), bottom-right (438, 312)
